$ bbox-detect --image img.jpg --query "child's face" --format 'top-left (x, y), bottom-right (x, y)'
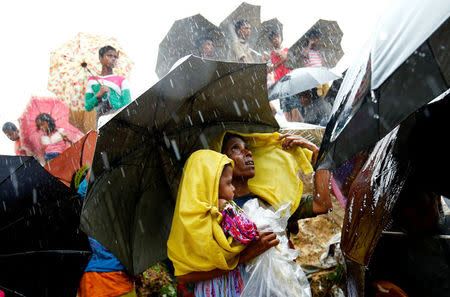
top-left (219, 165), bottom-right (235, 201)
top-left (36, 120), bottom-right (50, 134)
top-left (100, 49), bottom-right (118, 69)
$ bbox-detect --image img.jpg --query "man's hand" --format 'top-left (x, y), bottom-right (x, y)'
top-left (238, 231), bottom-right (279, 264)
top-left (278, 134), bottom-right (319, 166)
top-left (96, 85), bottom-right (110, 99)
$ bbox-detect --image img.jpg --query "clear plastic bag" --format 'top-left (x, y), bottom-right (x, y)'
top-left (241, 199), bottom-right (312, 297)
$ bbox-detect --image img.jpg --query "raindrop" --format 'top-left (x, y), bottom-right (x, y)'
top-left (32, 189), bottom-right (37, 204)
top-left (171, 139), bottom-right (181, 160)
top-left (2, 201), bottom-right (6, 211)
top-left (201, 93), bottom-right (206, 101)
top-left (199, 133), bottom-right (208, 149)
top-left (187, 115), bottom-right (193, 126)
top-left (230, 76), bottom-right (235, 85)
top-left (254, 99), bottom-right (260, 108)
top-left (163, 132), bottom-right (170, 148)
top-left (120, 167), bottom-right (126, 178)
top-left (242, 100), bottom-right (248, 112)
top-left (169, 79), bottom-right (174, 88)
top-left (373, 114), bottom-right (380, 119)
top-left (138, 219), bottom-right (145, 233)
top-left (232, 101), bottom-right (242, 116)
top-left (198, 111), bottom-right (204, 123)
top-left (101, 152), bottom-right (110, 170)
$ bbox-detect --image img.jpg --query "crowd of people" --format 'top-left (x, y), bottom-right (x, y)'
top-left (2, 16), bottom-right (337, 297)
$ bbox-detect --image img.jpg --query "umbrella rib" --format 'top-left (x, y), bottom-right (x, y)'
top-left (0, 285), bottom-right (27, 297)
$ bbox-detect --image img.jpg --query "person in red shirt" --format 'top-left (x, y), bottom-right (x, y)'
top-left (2, 122), bottom-right (27, 156)
top-left (268, 31), bottom-right (302, 122)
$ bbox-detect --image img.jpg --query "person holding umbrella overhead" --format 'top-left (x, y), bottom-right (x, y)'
top-left (268, 30), bottom-right (302, 122)
top-left (85, 45), bottom-right (131, 125)
top-left (231, 20), bottom-right (255, 63)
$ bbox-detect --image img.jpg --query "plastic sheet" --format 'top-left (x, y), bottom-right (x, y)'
top-left (241, 199), bottom-right (311, 297)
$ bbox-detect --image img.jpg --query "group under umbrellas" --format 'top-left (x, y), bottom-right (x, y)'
top-left (9, 0), bottom-right (450, 295)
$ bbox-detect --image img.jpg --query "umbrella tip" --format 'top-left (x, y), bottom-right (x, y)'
top-left (81, 62), bottom-right (87, 68)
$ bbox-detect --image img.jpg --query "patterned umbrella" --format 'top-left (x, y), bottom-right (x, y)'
top-left (48, 32), bottom-right (134, 112)
top-left (18, 96), bottom-right (83, 162)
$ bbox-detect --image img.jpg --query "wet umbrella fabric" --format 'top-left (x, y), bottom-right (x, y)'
top-left (0, 155), bottom-right (90, 296)
top-left (81, 55), bottom-right (278, 275)
top-left (317, 0), bottom-right (450, 170)
top-left (255, 18), bottom-right (283, 55)
top-left (268, 67), bottom-right (341, 100)
top-left (156, 14), bottom-right (225, 79)
top-left (44, 131), bottom-right (97, 187)
top-left (286, 19), bottom-right (344, 69)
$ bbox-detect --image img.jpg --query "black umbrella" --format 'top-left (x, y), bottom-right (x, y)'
top-left (81, 55), bottom-right (278, 275)
top-left (317, 1), bottom-right (450, 170)
top-left (0, 155), bottom-right (90, 297)
top-left (155, 14), bottom-right (225, 78)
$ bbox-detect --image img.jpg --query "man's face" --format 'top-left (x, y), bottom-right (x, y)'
top-left (100, 49), bottom-right (118, 69)
top-left (270, 34), bottom-right (281, 48)
top-left (4, 129), bottom-right (19, 141)
top-left (219, 165), bottom-right (235, 201)
top-left (238, 24), bottom-right (251, 40)
top-left (222, 137), bottom-right (255, 179)
top-left (200, 40), bottom-right (214, 57)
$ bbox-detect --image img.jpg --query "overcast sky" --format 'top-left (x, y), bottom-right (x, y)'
top-left (0, 0), bottom-right (388, 155)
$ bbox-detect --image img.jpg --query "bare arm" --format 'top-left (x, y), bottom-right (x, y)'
top-left (177, 231), bottom-right (279, 284)
top-left (312, 169), bottom-right (332, 215)
top-left (278, 134), bottom-right (319, 166)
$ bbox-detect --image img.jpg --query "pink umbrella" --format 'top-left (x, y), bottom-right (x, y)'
top-left (18, 96), bottom-right (84, 162)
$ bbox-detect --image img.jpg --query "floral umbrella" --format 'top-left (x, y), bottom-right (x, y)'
top-left (47, 32), bottom-right (134, 112)
top-left (18, 96), bottom-right (84, 162)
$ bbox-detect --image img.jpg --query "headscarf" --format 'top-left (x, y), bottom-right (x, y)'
top-left (213, 131), bottom-right (314, 215)
top-left (167, 150), bottom-right (246, 276)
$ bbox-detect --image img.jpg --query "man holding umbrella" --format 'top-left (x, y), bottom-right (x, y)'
top-left (85, 45), bottom-right (131, 125)
top-left (231, 19), bottom-right (255, 63)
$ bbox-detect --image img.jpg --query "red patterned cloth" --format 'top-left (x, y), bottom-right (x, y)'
top-left (220, 201), bottom-right (258, 246)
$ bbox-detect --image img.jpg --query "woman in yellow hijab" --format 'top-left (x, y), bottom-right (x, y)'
top-left (167, 150), bottom-right (279, 297)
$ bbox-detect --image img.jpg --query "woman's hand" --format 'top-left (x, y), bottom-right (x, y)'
top-left (278, 134), bottom-right (319, 166)
top-left (238, 231), bottom-right (279, 264)
top-left (96, 85), bottom-right (110, 99)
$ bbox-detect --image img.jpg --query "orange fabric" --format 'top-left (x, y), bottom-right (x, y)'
top-left (14, 139), bottom-right (27, 156)
top-left (78, 271), bottom-right (134, 297)
top-left (44, 131), bottom-right (97, 187)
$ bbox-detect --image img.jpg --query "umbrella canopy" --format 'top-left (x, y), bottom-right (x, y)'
top-left (286, 19), bottom-right (344, 69)
top-left (81, 55), bottom-right (278, 275)
top-left (340, 95), bottom-right (450, 297)
top-left (268, 67), bottom-right (341, 100)
top-left (0, 155), bottom-right (90, 296)
top-left (44, 131), bottom-right (97, 187)
top-left (255, 18), bottom-right (283, 55)
top-left (18, 96), bottom-right (84, 162)
top-left (219, 2), bottom-right (261, 59)
top-left (317, 0), bottom-right (450, 170)
top-left (155, 14), bottom-right (225, 78)
top-left (48, 32), bottom-right (134, 112)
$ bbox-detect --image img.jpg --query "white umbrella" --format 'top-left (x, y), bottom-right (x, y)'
top-left (268, 67), bottom-right (340, 100)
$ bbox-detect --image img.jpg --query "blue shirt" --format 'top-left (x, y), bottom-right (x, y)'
top-left (78, 179), bottom-right (126, 272)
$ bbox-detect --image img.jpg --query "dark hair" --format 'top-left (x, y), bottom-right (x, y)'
top-left (2, 122), bottom-right (17, 132)
top-left (305, 28), bottom-right (322, 39)
top-left (99, 45), bottom-right (117, 58)
top-left (221, 133), bottom-right (246, 153)
top-left (235, 19), bottom-right (250, 33)
top-left (268, 30), bottom-right (280, 41)
top-left (196, 36), bottom-right (213, 49)
top-left (35, 113), bottom-right (56, 133)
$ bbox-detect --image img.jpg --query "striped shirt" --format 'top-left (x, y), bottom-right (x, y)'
top-left (85, 75), bottom-right (131, 114)
top-left (305, 49), bottom-right (323, 68)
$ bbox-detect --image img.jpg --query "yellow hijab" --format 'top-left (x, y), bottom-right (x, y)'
top-left (167, 150), bottom-right (246, 276)
top-left (213, 131), bottom-right (314, 215)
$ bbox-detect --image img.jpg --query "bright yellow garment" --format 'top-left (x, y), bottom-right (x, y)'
top-left (316, 83), bottom-right (330, 98)
top-left (167, 150), bottom-right (246, 276)
top-left (212, 131), bottom-right (314, 215)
